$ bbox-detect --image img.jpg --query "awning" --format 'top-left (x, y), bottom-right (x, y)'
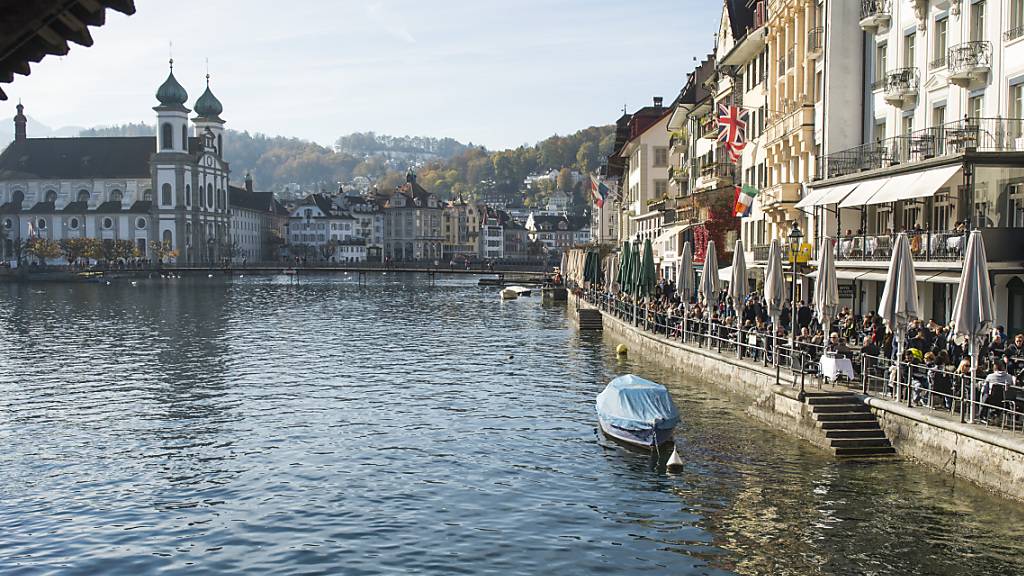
top-left (797, 181), bottom-right (860, 209)
top-left (718, 265), bottom-right (732, 282)
top-left (863, 171), bottom-right (926, 206)
top-left (838, 177), bottom-right (887, 208)
top-left (922, 271), bottom-right (964, 284)
top-left (653, 223), bottom-right (692, 256)
top-left (904, 164), bottom-right (960, 201)
top-left (807, 269), bottom-right (890, 282)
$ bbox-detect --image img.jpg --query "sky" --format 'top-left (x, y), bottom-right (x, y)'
top-left (1, 0), bottom-right (720, 150)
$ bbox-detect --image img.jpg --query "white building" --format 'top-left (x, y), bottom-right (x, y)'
top-left (229, 173), bottom-right (287, 263)
top-left (0, 62), bottom-right (232, 263)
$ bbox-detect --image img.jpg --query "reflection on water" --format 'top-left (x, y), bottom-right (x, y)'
top-left (1, 275), bottom-right (1022, 575)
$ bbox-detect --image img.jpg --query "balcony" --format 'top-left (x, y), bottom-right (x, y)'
top-left (859, 0), bottom-right (890, 32)
top-left (752, 243), bottom-right (782, 263)
top-left (947, 41), bottom-right (992, 86)
top-left (929, 54), bottom-right (946, 70)
top-left (807, 27), bottom-right (824, 59)
top-left (766, 100), bottom-right (814, 146)
top-left (694, 163), bottom-right (734, 192)
top-left (817, 117), bottom-right (1024, 180)
top-left (698, 113), bottom-right (717, 140)
top-left (882, 67), bottom-right (919, 106)
top-left (668, 164), bottom-right (688, 184)
top-left (760, 182), bottom-right (801, 209)
top-left (786, 47), bottom-right (795, 73)
top-left (1007, 26), bottom-right (1024, 42)
top-left (668, 129), bottom-right (688, 153)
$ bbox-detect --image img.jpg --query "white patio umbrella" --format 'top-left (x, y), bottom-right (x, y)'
top-left (764, 238), bottom-right (786, 365)
top-left (678, 241), bottom-right (695, 338)
top-left (815, 237), bottom-right (840, 338)
top-left (949, 230), bottom-right (995, 423)
top-left (729, 239), bottom-right (749, 355)
top-left (699, 240), bottom-right (720, 341)
top-left (878, 233), bottom-right (919, 404)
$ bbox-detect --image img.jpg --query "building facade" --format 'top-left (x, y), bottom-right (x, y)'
top-left (383, 172), bottom-right (444, 262)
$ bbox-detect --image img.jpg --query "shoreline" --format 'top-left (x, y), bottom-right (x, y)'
top-left (569, 291), bottom-right (1024, 503)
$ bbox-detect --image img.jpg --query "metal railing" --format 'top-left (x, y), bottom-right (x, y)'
top-left (752, 243), bottom-right (772, 262)
top-left (808, 27), bottom-right (824, 55)
top-left (1006, 26), bottom-right (1024, 42)
top-left (860, 0), bottom-right (890, 22)
top-left (696, 162), bottom-right (735, 186)
top-left (948, 41), bottom-right (992, 75)
top-left (817, 117), bottom-right (1024, 180)
top-left (575, 287), bottom-right (1024, 435)
top-left (929, 54), bottom-right (946, 70)
top-left (698, 114), bottom-right (717, 139)
top-left (835, 229), bottom-right (966, 262)
top-left (883, 67), bottom-right (919, 99)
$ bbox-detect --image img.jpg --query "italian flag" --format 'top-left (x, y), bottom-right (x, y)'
top-left (733, 185), bottom-right (757, 217)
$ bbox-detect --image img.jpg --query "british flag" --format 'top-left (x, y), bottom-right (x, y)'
top-left (717, 103), bottom-right (749, 163)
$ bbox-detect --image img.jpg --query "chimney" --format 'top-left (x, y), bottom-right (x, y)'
top-left (244, 171), bottom-right (253, 193)
top-left (14, 102), bottom-right (27, 142)
top-left (653, 96), bottom-right (663, 108)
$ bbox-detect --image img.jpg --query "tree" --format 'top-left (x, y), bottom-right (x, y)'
top-left (576, 142), bottom-right (599, 175)
top-left (82, 238), bottom-right (105, 263)
top-left (110, 240), bottom-right (139, 262)
top-left (59, 238), bottom-right (92, 265)
top-left (149, 240), bottom-right (179, 264)
top-left (319, 240), bottom-right (338, 261)
top-left (25, 238), bottom-right (61, 264)
top-left (557, 167), bottom-right (574, 192)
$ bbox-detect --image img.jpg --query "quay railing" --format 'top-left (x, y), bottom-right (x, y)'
top-left (573, 286), bottom-right (1024, 436)
top-left (835, 229), bottom-right (966, 262)
top-left (817, 117), bottom-right (1024, 180)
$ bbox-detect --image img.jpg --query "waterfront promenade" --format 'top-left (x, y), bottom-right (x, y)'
top-left (570, 289), bottom-right (1024, 503)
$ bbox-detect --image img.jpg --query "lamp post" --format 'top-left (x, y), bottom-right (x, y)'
top-left (788, 223), bottom-right (803, 348)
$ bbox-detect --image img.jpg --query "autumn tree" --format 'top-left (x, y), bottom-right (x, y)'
top-left (59, 237), bottom-right (92, 265)
top-left (25, 238), bottom-right (61, 264)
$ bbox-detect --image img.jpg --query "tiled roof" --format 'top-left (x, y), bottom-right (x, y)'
top-left (0, 136), bottom-right (154, 179)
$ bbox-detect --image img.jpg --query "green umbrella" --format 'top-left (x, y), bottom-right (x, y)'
top-left (582, 250), bottom-right (593, 285)
top-left (630, 242), bottom-right (642, 296)
top-left (593, 251), bottom-right (603, 285)
top-left (618, 241), bottom-right (632, 294)
top-left (637, 238), bottom-right (656, 298)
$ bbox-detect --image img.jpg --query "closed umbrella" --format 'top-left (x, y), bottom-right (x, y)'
top-left (637, 238), bottom-right (656, 298)
top-left (560, 251), bottom-right (568, 279)
top-left (878, 233), bottom-right (919, 405)
top-left (618, 241), bottom-right (631, 295)
top-left (764, 238), bottom-right (786, 364)
top-left (678, 242), bottom-right (695, 338)
top-left (700, 240), bottom-right (720, 341)
top-left (815, 237), bottom-right (840, 338)
top-left (949, 230), bottom-right (995, 423)
top-left (729, 239), bottom-right (749, 355)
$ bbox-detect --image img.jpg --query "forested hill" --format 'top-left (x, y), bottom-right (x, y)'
top-left (75, 124), bottom-right (616, 202)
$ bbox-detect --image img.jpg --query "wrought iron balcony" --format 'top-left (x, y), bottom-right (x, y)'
top-left (860, 0), bottom-right (890, 32)
top-left (947, 41), bottom-right (992, 86)
top-left (807, 27), bottom-right (824, 59)
top-left (816, 117), bottom-right (1024, 180)
top-left (694, 163), bottom-right (734, 191)
top-left (1006, 26), bottom-right (1024, 42)
top-left (882, 67), bottom-right (919, 106)
top-left (929, 54), bottom-right (946, 70)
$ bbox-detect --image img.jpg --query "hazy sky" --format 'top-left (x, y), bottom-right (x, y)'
top-left (1, 0), bottom-right (720, 150)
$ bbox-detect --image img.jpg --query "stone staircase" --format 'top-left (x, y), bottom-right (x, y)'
top-left (806, 392), bottom-right (896, 459)
top-left (577, 308), bottom-right (603, 331)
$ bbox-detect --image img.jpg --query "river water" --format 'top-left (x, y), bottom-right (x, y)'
top-left (1, 275), bottom-right (1023, 575)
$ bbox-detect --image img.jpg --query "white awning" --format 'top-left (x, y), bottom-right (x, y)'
top-left (807, 269), bottom-right (890, 282)
top-left (903, 164), bottom-right (961, 201)
top-left (798, 181), bottom-right (860, 209)
top-left (837, 177), bottom-right (887, 208)
top-left (653, 223), bottom-right (692, 256)
top-left (864, 171), bottom-right (927, 206)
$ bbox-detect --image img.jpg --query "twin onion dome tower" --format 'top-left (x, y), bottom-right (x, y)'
top-left (153, 58), bottom-right (225, 157)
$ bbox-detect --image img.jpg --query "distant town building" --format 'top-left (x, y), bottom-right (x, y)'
top-left (383, 172), bottom-right (444, 262)
top-left (229, 172), bottom-right (288, 262)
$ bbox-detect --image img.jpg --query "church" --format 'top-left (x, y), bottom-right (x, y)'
top-left (0, 61), bottom-right (231, 264)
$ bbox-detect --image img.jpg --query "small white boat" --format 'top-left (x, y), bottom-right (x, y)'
top-left (500, 288), bottom-right (519, 300)
top-left (506, 285), bottom-right (532, 297)
top-left (596, 375), bottom-right (679, 449)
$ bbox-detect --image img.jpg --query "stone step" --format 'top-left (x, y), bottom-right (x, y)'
top-left (818, 419), bottom-right (882, 430)
top-left (814, 412), bottom-right (878, 422)
top-left (824, 429), bottom-right (888, 439)
top-left (830, 437), bottom-right (892, 449)
top-left (811, 404), bottom-right (871, 414)
top-left (834, 446), bottom-right (897, 458)
top-left (806, 395), bottom-right (863, 406)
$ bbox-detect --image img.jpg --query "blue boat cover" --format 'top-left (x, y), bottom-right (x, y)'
top-left (596, 374), bottom-right (679, 431)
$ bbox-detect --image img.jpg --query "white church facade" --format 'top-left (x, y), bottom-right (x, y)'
top-left (0, 61), bottom-right (233, 264)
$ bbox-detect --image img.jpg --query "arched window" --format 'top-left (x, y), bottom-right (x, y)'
top-left (185, 184), bottom-right (191, 206)
top-left (110, 189), bottom-right (123, 203)
top-left (162, 229), bottom-right (172, 247)
top-left (44, 189), bottom-right (57, 203)
top-left (207, 183), bottom-right (214, 209)
top-left (161, 122), bottom-right (173, 149)
top-left (161, 183), bottom-right (172, 206)
top-left (181, 125), bottom-right (188, 151)
top-left (12, 190), bottom-right (24, 207)
top-left (77, 189), bottom-right (90, 203)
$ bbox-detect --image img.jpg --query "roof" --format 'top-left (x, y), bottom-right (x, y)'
top-left (0, 136), bottom-right (154, 179)
top-left (726, 0), bottom-right (755, 41)
top-left (229, 185), bottom-right (278, 213)
top-left (0, 0), bottom-right (136, 101)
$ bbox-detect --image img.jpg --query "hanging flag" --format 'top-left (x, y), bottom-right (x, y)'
top-left (717, 103), bottom-right (749, 163)
top-left (589, 175), bottom-right (609, 208)
top-left (733, 185), bottom-right (758, 217)
top-left (27, 220), bottom-right (35, 239)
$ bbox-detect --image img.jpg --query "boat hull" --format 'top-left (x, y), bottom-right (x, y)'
top-left (598, 416), bottom-right (674, 449)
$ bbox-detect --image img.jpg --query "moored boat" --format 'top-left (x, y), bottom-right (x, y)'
top-left (500, 288), bottom-right (519, 300)
top-left (506, 285), bottom-right (532, 296)
top-left (596, 374), bottom-right (678, 449)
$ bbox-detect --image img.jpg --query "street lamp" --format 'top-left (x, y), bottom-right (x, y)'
top-left (788, 222), bottom-right (803, 349)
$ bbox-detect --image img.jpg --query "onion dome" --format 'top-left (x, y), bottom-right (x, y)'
top-left (156, 59), bottom-right (188, 106)
top-left (194, 75), bottom-right (223, 118)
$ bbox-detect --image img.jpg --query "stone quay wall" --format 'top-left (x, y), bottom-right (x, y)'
top-left (569, 292), bottom-right (1024, 502)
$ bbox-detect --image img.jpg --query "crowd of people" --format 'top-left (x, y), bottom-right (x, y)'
top-left (579, 275), bottom-right (1023, 428)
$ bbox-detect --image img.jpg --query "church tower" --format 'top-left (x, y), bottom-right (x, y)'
top-left (152, 59), bottom-right (191, 261)
top-left (192, 74), bottom-right (225, 157)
